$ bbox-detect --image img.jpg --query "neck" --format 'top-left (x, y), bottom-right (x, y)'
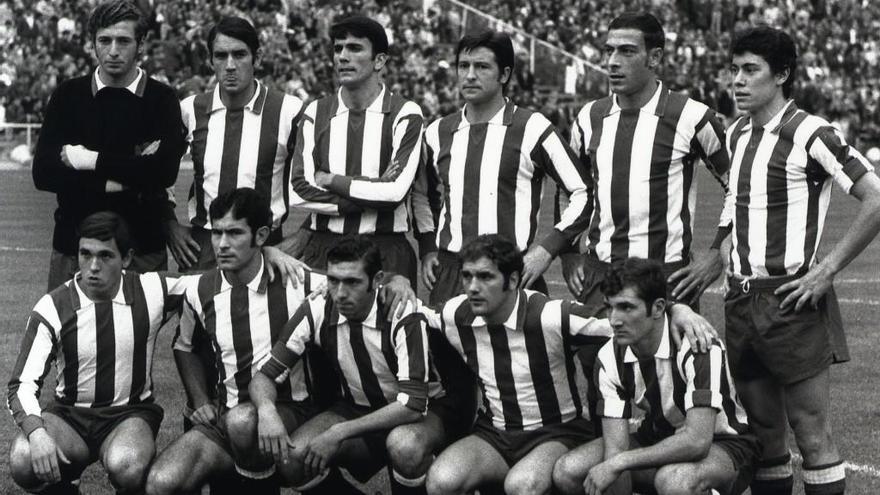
top-left (219, 81), bottom-right (258, 110)
top-left (616, 78), bottom-right (658, 110)
top-left (750, 94), bottom-right (789, 128)
top-left (223, 252), bottom-right (263, 287)
top-left (464, 94), bottom-right (506, 124)
top-left (98, 66), bottom-right (139, 89)
top-left (340, 78), bottom-right (382, 110)
top-left (485, 288), bottom-right (517, 325)
top-left (631, 315), bottom-right (665, 358)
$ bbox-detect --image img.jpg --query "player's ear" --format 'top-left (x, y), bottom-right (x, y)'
top-left (121, 249), bottom-right (134, 269)
top-left (775, 66), bottom-right (791, 88)
top-left (498, 65), bottom-right (512, 86)
top-left (651, 297), bottom-right (667, 319)
top-left (647, 46), bottom-right (663, 70)
top-left (254, 225), bottom-right (271, 247)
top-left (373, 52), bottom-right (388, 71)
top-left (372, 270), bottom-right (385, 290)
top-left (253, 47), bottom-right (263, 68)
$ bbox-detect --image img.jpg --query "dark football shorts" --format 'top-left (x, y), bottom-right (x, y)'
top-left (193, 400), bottom-right (314, 455)
top-left (45, 400), bottom-right (164, 459)
top-left (724, 275), bottom-right (849, 385)
top-left (471, 414), bottom-right (595, 467)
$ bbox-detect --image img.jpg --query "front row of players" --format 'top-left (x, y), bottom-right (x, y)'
top-left (9, 187), bottom-right (759, 494)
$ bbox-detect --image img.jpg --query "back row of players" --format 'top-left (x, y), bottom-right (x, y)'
top-left (10, 1), bottom-right (880, 494)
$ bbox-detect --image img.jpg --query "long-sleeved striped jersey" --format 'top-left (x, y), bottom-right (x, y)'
top-left (289, 86), bottom-right (423, 235)
top-left (172, 261), bottom-right (320, 409)
top-left (8, 271), bottom-right (190, 436)
top-left (595, 318), bottom-right (750, 438)
top-left (719, 100), bottom-right (874, 278)
top-left (569, 82), bottom-right (729, 263)
top-left (261, 295), bottom-right (442, 414)
top-left (414, 100), bottom-right (591, 256)
top-left (180, 81), bottom-right (304, 230)
top-left (420, 290), bottom-right (612, 431)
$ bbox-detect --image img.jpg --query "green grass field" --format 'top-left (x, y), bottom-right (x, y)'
top-left (1, 166), bottom-right (878, 493)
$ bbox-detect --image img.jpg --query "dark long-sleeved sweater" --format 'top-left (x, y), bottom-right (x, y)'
top-left (32, 71), bottom-right (186, 255)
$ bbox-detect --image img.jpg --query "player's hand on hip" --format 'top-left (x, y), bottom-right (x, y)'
top-left (60, 144), bottom-right (98, 170)
top-left (668, 302), bottom-right (717, 354)
top-left (165, 220), bottom-right (199, 270)
top-left (257, 407), bottom-right (290, 464)
top-left (379, 274), bottom-right (416, 320)
top-left (104, 180), bottom-right (127, 193)
top-left (190, 402), bottom-right (218, 426)
top-left (421, 252), bottom-right (440, 290)
top-left (560, 252), bottom-right (586, 297)
top-left (775, 264), bottom-right (834, 313)
top-left (668, 250), bottom-right (723, 304)
top-left (263, 246), bottom-right (306, 287)
top-left (136, 139), bottom-right (161, 156)
top-left (521, 245), bottom-right (553, 289)
top-left (28, 428), bottom-right (70, 484)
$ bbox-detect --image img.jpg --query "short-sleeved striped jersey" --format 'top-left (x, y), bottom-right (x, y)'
top-left (289, 86), bottom-right (424, 235)
top-left (173, 261), bottom-right (320, 409)
top-left (261, 295), bottom-right (442, 413)
top-left (180, 82), bottom-right (304, 230)
top-left (720, 101), bottom-right (874, 278)
top-left (569, 83), bottom-right (729, 263)
top-left (8, 271), bottom-right (190, 436)
top-left (415, 100), bottom-right (591, 256)
top-left (421, 290), bottom-right (612, 431)
top-left (595, 318), bottom-right (750, 438)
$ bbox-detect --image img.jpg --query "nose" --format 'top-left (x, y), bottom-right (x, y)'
top-left (89, 256), bottom-right (101, 273)
top-left (225, 55), bottom-right (236, 70)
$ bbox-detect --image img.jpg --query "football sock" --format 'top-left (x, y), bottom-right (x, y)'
top-left (803, 460), bottom-right (846, 495)
top-left (301, 468), bottom-right (365, 495)
top-left (390, 466), bottom-right (427, 495)
top-left (751, 452), bottom-right (794, 495)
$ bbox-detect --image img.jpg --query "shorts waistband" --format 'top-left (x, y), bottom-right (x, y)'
top-left (582, 254), bottom-right (688, 274)
top-left (728, 274), bottom-right (801, 294)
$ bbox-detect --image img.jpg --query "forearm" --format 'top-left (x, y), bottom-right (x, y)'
top-left (249, 372), bottom-right (280, 413)
top-left (331, 401), bottom-right (422, 441)
top-left (611, 431), bottom-right (709, 472)
top-left (173, 349), bottom-right (213, 405)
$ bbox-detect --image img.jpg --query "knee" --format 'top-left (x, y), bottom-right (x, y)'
top-left (145, 467), bottom-right (177, 495)
top-left (426, 461), bottom-right (465, 495)
top-left (654, 464), bottom-right (708, 495)
top-left (504, 468), bottom-right (551, 495)
top-left (387, 426), bottom-right (433, 477)
top-left (105, 450), bottom-right (151, 493)
top-left (788, 413), bottom-right (832, 458)
top-left (9, 435), bottom-right (39, 489)
top-left (225, 403), bottom-right (257, 444)
top-left (552, 454), bottom-right (586, 495)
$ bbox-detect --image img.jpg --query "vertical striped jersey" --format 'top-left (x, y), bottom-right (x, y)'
top-left (720, 100), bottom-right (874, 278)
top-left (595, 318), bottom-right (750, 438)
top-left (569, 82), bottom-right (729, 263)
top-left (172, 261), bottom-right (320, 409)
top-left (289, 86), bottom-right (424, 235)
top-left (181, 81), bottom-right (304, 230)
top-left (261, 296), bottom-right (442, 414)
top-left (415, 100), bottom-right (591, 255)
top-left (420, 290), bottom-right (612, 431)
top-left (8, 271), bottom-right (190, 436)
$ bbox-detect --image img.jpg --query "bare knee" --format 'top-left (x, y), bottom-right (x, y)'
top-left (105, 448), bottom-right (151, 493)
top-left (654, 464), bottom-right (709, 495)
top-left (146, 454), bottom-right (189, 495)
top-left (553, 453), bottom-right (589, 495)
top-left (788, 410), bottom-right (832, 459)
top-left (387, 426), bottom-right (434, 477)
top-left (505, 467), bottom-right (552, 495)
top-left (9, 434), bottom-right (40, 489)
top-left (225, 403), bottom-right (257, 446)
top-left (426, 460), bottom-right (466, 495)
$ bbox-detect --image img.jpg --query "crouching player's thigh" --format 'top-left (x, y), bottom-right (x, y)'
top-left (653, 434), bottom-right (760, 495)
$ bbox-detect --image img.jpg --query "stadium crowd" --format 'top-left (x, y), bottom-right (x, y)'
top-left (1, 0), bottom-right (880, 146)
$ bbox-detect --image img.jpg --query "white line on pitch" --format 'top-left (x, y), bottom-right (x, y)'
top-left (0, 246), bottom-right (51, 253)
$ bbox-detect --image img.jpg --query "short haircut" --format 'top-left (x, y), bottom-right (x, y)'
top-left (608, 12), bottom-right (665, 52)
top-left (87, 0), bottom-right (148, 43)
top-left (459, 234), bottom-right (523, 289)
top-left (208, 16), bottom-right (259, 58)
top-left (208, 187), bottom-right (271, 239)
top-left (326, 236), bottom-right (383, 281)
top-left (600, 258), bottom-right (667, 313)
top-left (77, 211), bottom-right (133, 255)
top-left (330, 15), bottom-right (388, 56)
top-left (731, 25), bottom-right (798, 98)
top-left (455, 30), bottom-right (515, 89)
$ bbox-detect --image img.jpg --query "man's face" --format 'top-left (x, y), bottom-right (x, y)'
top-left (94, 20), bottom-right (141, 83)
top-left (605, 287), bottom-right (660, 347)
top-left (333, 34), bottom-right (383, 89)
top-left (603, 28), bottom-right (658, 98)
top-left (212, 33), bottom-right (257, 100)
top-left (327, 260), bottom-right (377, 321)
top-left (461, 256), bottom-right (516, 321)
top-left (78, 236), bottom-right (130, 301)
top-left (456, 47), bottom-right (508, 106)
top-left (730, 51), bottom-right (787, 114)
top-left (211, 211), bottom-right (262, 273)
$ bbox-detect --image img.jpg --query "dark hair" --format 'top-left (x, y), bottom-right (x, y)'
top-left (459, 235), bottom-right (523, 289)
top-left (330, 15), bottom-right (388, 56)
top-left (731, 25), bottom-right (798, 98)
top-left (208, 16), bottom-right (259, 58)
top-left (608, 12), bottom-right (665, 52)
top-left (326, 236), bottom-right (383, 282)
top-left (600, 258), bottom-right (667, 314)
top-left (77, 211), bottom-right (133, 255)
top-left (455, 30), bottom-right (515, 90)
top-left (208, 187), bottom-right (271, 241)
top-left (87, 0), bottom-right (148, 43)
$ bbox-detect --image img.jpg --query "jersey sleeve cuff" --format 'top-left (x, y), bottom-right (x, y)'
top-left (21, 415), bottom-right (45, 437)
top-left (538, 229), bottom-right (567, 257)
top-left (416, 232), bottom-right (437, 259)
top-left (397, 380), bottom-right (429, 414)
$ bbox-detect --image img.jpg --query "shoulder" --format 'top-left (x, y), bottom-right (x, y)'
top-left (144, 76), bottom-right (179, 100)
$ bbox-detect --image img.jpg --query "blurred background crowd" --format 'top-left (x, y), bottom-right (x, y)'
top-left (0, 0), bottom-right (878, 148)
